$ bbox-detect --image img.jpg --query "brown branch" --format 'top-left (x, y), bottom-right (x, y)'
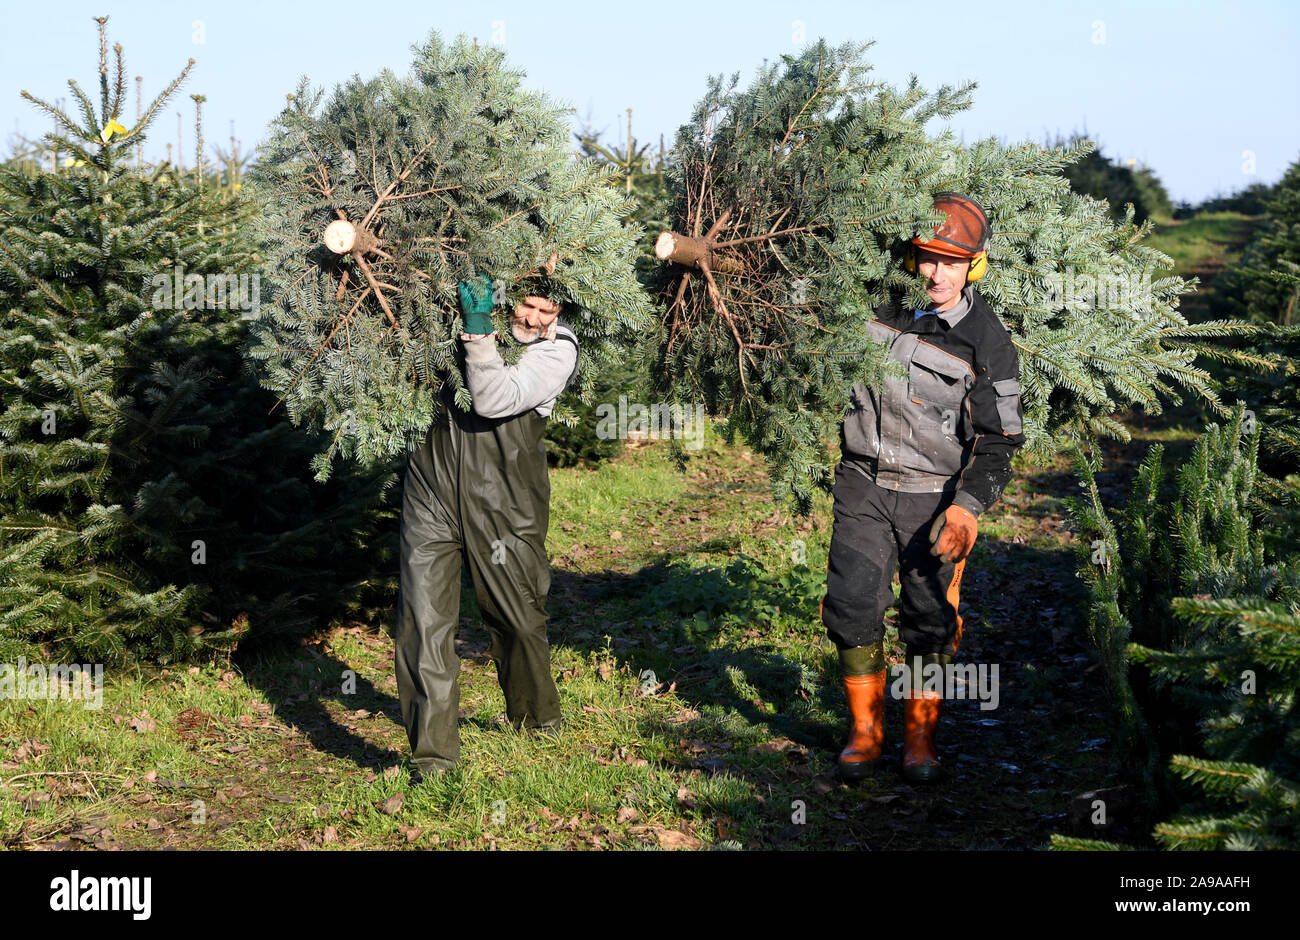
top-left (354, 255), bottom-right (399, 329)
top-left (703, 207), bottom-right (733, 241)
top-left (700, 260), bottom-right (753, 394)
top-left (665, 271), bottom-right (693, 358)
top-left (360, 134), bottom-right (440, 230)
top-left (385, 185), bottom-right (462, 203)
top-left (714, 223), bottom-right (821, 250)
top-left (269, 288), bottom-right (372, 415)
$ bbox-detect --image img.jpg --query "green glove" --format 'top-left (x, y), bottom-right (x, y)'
top-left (458, 274), bottom-right (495, 334)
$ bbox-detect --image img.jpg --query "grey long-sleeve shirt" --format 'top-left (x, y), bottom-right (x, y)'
top-left (461, 324), bottom-right (579, 418)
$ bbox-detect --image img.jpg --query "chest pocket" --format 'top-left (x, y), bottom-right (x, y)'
top-left (908, 341), bottom-right (973, 409)
top-left (842, 381), bottom-right (880, 459)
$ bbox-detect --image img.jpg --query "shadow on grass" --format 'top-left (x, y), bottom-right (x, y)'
top-left (229, 528), bottom-right (1126, 849)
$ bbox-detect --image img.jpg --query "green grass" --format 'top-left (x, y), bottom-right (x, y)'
top-left (1, 428), bottom-right (1122, 851)
top-left (1144, 211), bottom-right (1260, 277)
top-left (0, 208), bottom-right (1273, 852)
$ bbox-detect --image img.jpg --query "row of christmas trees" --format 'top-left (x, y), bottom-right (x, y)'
top-left (0, 20), bottom-right (401, 667)
top-left (1060, 161), bottom-right (1300, 850)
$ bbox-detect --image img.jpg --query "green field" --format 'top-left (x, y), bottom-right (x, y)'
top-left (0, 209), bottom-right (1263, 851)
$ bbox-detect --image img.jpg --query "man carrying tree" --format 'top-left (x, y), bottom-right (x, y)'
top-left (394, 277), bottom-right (579, 779)
top-left (822, 193), bottom-right (1026, 784)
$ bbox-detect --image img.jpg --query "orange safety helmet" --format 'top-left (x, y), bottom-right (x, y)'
top-left (905, 192), bottom-right (991, 281)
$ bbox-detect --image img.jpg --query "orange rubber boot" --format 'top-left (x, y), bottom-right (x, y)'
top-left (838, 668), bottom-right (886, 782)
top-left (902, 691), bottom-right (944, 784)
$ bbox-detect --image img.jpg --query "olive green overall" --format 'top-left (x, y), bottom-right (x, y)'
top-left (394, 384), bottom-right (560, 773)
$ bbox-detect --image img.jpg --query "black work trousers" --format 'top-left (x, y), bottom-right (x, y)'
top-left (394, 396), bottom-right (561, 773)
top-left (821, 462), bottom-right (966, 656)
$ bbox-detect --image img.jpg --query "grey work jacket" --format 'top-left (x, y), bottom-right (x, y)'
top-left (841, 285), bottom-right (1026, 517)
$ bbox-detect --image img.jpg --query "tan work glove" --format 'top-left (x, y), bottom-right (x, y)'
top-left (929, 504), bottom-right (978, 564)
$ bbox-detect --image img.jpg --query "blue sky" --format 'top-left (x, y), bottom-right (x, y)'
top-left (2, 0), bottom-right (1297, 204)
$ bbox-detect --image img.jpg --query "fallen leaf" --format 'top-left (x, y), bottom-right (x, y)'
top-left (751, 737), bottom-right (797, 754)
top-left (616, 807), bottom-right (640, 824)
top-left (655, 828), bottom-right (703, 850)
top-left (716, 815), bottom-right (734, 840)
top-left (13, 740), bottom-right (48, 762)
top-left (322, 826), bottom-right (338, 844)
top-left (676, 786), bottom-right (697, 809)
top-left (402, 826), bottom-right (424, 843)
top-left (380, 793), bottom-right (405, 816)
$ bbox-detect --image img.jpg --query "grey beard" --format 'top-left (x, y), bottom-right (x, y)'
top-left (510, 321), bottom-right (540, 344)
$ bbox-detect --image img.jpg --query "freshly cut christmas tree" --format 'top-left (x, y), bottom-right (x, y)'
top-left (653, 40), bottom-right (1260, 511)
top-left (247, 32), bottom-right (654, 481)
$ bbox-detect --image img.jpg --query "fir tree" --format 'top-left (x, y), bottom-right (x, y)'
top-left (652, 40), bottom-right (1260, 512)
top-left (546, 110), bottom-right (673, 468)
top-left (1220, 318), bottom-right (1300, 482)
top-left (246, 32), bottom-right (654, 481)
top-left (0, 19), bottom-right (397, 666)
top-left (1213, 158), bottom-right (1300, 479)
top-left (1146, 592), bottom-right (1300, 850)
top-left (1063, 407), bottom-right (1300, 848)
top-left (1219, 155), bottom-right (1300, 326)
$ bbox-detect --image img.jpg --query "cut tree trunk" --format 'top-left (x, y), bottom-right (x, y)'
top-left (655, 230), bottom-right (744, 274)
top-left (322, 219), bottom-right (379, 256)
